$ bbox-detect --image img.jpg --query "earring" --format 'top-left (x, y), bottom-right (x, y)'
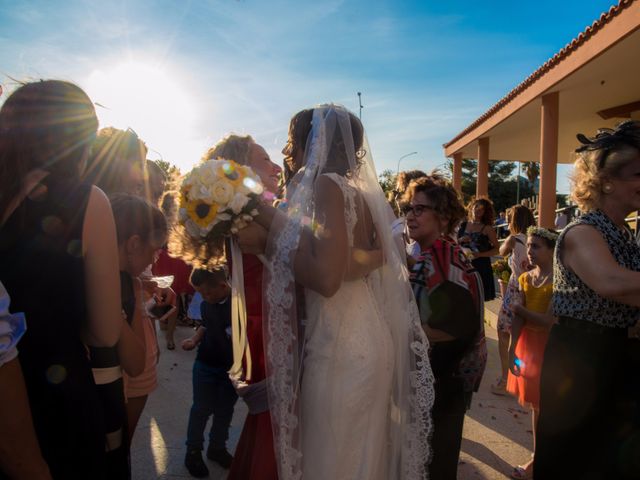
top-left (602, 183), bottom-right (614, 194)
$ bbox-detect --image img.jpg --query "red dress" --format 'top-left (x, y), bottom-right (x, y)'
top-left (228, 254), bottom-right (278, 480)
top-left (152, 248), bottom-right (194, 295)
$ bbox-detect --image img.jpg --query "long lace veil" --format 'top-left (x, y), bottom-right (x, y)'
top-left (263, 105), bottom-right (434, 479)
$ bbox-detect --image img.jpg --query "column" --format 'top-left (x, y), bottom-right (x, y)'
top-left (453, 152), bottom-right (463, 193)
top-left (538, 92), bottom-right (559, 228)
top-left (476, 137), bottom-right (489, 199)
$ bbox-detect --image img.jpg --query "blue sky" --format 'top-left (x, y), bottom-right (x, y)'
top-left (0, 0), bottom-right (619, 193)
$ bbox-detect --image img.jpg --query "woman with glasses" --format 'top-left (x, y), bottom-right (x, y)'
top-left (405, 174), bottom-right (486, 479)
top-left (457, 198), bottom-right (500, 301)
top-left (391, 170), bottom-right (426, 265)
top-left (534, 121), bottom-right (640, 479)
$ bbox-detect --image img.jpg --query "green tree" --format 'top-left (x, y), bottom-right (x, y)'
top-left (154, 159), bottom-right (181, 178)
top-left (378, 169), bottom-right (397, 200)
top-left (448, 158), bottom-right (534, 214)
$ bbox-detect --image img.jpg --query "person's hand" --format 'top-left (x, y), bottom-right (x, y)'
top-left (510, 302), bottom-right (524, 316)
top-left (154, 286), bottom-right (177, 307)
top-left (236, 221), bottom-right (269, 255)
top-left (181, 338), bottom-right (197, 351)
top-left (458, 235), bottom-right (471, 245)
top-left (509, 347), bottom-right (521, 376)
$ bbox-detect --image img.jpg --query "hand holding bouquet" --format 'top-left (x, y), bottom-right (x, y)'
top-left (169, 159), bottom-right (265, 268)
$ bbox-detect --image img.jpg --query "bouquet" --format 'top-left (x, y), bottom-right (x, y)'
top-left (170, 159), bottom-right (264, 268)
top-left (491, 258), bottom-right (512, 283)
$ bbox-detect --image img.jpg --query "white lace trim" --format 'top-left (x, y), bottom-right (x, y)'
top-left (320, 173), bottom-right (357, 247)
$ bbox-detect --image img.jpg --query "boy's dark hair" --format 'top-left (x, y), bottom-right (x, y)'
top-left (190, 267), bottom-right (228, 287)
top-left (109, 193), bottom-right (167, 247)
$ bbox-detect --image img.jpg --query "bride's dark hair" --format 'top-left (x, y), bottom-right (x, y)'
top-left (283, 107), bottom-right (365, 184)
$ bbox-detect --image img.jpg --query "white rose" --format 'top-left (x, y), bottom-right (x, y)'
top-left (185, 219), bottom-right (202, 238)
top-left (228, 192), bottom-right (250, 214)
top-left (210, 179), bottom-right (234, 206)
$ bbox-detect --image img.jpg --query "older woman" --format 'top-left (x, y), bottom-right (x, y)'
top-left (405, 174), bottom-right (486, 479)
top-left (534, 121), bottom-right (640, 479)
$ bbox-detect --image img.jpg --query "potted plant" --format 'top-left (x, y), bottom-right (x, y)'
top-left (492, 258), bottom-right (512, 298)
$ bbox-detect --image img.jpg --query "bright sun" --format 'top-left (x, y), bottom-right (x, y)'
top-left (85, 61), bottom-right (203, 169)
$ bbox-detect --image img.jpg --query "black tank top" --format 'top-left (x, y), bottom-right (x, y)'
top-left (0, 175), bottom-right (107, 479)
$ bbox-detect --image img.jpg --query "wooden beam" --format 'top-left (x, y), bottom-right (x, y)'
top-left (597, 100), bottom-right (640, 119)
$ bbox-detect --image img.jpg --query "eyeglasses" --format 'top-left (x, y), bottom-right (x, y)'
top-left (400, 204), bottom-right (435, 217)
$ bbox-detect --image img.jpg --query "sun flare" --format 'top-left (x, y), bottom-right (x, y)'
top-left (85, 61), bottom-right (203, 169)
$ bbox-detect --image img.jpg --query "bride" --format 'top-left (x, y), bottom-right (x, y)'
top-left (247, 105), bottom-right (434, 479)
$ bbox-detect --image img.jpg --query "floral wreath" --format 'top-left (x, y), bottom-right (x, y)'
top-left (527, 226), bottom-right (558, 243)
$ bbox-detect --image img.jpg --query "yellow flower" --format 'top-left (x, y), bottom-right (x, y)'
top-left (186, 199), bottom-right (219, 229)
top-left (219, 161), bottom-right (247, 187)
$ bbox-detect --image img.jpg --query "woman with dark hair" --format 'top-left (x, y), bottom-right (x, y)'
top-left (83, 126), bottom-right (148, 197)
top-left (458, 197), bottom-right (499, 301)
top-left (239, 105), bottom-right (432, 479)
top-left (0, 80), bottom-right (122, 478)
top-left (492, 204), bottom-right (535, 395)
top-left (534, 121), bottom-right (640, 479)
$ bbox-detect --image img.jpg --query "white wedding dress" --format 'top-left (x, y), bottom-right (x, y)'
top-left (301, 174), bottom-right (394, 480)
top-left (264, 105), bottom-right (433, 480)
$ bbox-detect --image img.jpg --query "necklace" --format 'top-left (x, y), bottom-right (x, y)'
top-left (530, 270), bottom-right (552, 288)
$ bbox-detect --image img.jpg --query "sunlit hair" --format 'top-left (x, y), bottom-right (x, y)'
top-left (527, 226), bottom-right (558, 249)
top-left (571, 120), bottom-right (640, 211)
top-left (109, 193), bottom-right (167, 248)
top-left (202, 134), bottom-right (254, 166)
top-left (168, 134), bottom-right (256, 269)
top-left (404, 171), bottom-right (466, 235)
top-left (0, 80), bottom-right (98, 220)
top-left (146, 160), bottom-right (166, 205)
top-left (189, 267), bottom-right (228, 288)
top-left (84, 127), bottom-right (148, 195)
top-left (396, 170), bottom-right (427, 194)
top-left (508, 204), bottom-right (535, 234)
top-left (467, 197), bottom-right (495, 226)
top-left (282, 107), bottom-right (364, 184)
top-left (160, 190), bottom-right (178, 226)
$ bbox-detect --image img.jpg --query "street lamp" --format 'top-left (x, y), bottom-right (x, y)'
top-left (396, 151), bottom-right (418, 177)
top-left (357, 92), bottom-right (363, 119)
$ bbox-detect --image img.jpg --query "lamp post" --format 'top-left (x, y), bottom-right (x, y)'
top-left (396, 151), bottom-right (418, 177)
top-left (357, 92), bottom-right (363, 119)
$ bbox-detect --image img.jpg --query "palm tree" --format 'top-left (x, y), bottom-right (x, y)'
top-left (523, 162), bottom-right (540, 186)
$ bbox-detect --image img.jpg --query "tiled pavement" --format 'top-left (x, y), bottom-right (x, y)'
top-left (133, 297), bottom-right (532, 479)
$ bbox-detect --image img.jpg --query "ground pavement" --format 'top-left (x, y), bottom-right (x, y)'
top-left (132, 298), bottom-right (533, 479)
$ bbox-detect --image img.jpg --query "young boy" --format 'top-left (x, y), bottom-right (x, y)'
top-left (182, 268), bottom-right (237, 477)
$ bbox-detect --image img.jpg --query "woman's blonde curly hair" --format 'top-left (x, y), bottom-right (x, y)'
top-left (571, 120), bottom-right (640, 211)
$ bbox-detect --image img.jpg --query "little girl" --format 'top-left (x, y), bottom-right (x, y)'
top-left (507, 227), bottom-right (558, 480)
top-left (89, 193), bottom-right (167, 477)
top-left (116, 194), bottom-right (169, 444)
top-left (492, 205), bottom-right (534, 395)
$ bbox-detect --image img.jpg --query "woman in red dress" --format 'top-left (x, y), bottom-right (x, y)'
top-left (201, 134), bottom-right (282, 479)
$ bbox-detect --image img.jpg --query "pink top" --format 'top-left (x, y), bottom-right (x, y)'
top-left (124, 314), bottom-right (158, 398)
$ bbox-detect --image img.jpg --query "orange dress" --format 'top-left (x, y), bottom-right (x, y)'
top-left (506, 273), bottom-right (553, 408)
